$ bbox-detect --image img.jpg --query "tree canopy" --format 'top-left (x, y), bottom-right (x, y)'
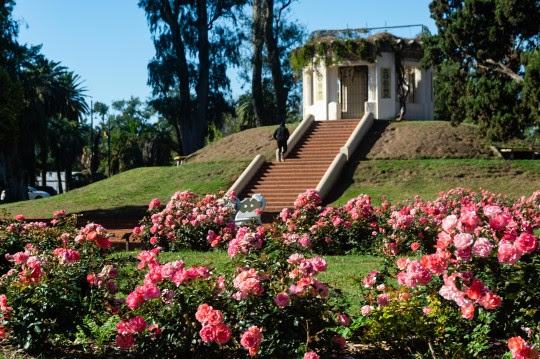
top-left (423, 0), bottom-right (540, 140)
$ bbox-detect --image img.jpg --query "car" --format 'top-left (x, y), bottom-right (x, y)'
top-left (28, 186), bottom-right (51, 200)
top-left (0, 186), bottom-right (51, 201)
top-left (34, 185), bottom-right (58, 196)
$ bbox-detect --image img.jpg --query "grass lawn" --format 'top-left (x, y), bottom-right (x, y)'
top-left (1, 161), bottom-right (248, 218)
top-left (329, 159), bottom-right (540, 206)
top-left (108, 250), bottom-right (383, 314)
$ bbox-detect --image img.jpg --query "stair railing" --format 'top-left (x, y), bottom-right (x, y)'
top-left (228, 154), bottom-right (265, 196)
top-left (316, 112), bottom-right (374, 199)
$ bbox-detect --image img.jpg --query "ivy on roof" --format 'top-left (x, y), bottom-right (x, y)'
top-left (290, 31), bottom-right (424, 74)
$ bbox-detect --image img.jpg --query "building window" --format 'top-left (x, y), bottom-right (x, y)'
top-left (316, 72), bottom-right (323, 102)
top-left (405, 67), bottom-right (416, 103)
top-left (381, 67), bottom-right (391, 99)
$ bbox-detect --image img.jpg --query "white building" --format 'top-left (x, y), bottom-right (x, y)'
top-left (297, 32), bottom-right (434, 121)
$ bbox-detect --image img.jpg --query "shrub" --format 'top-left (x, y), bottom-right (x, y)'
top-left (0, 213), bottom-right (114, 350)
top-left (350, 189), bottom-right (540, 357)
top-left (274, 190), bottom-right (377, 254)
top-left (133, 191), bottom-right (237, 251)
top-left (113, 228), bottom-right (347, 358)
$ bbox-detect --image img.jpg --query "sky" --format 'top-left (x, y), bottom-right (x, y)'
top-left (13, 0), bottom-right (436, 107)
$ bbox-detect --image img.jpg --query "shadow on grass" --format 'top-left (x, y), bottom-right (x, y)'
top-left (324, 120), bottom-right (391, 204)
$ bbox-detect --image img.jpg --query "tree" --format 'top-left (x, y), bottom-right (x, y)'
top-left (139, 0), bottom-right (246, 155)
top-left (423, 0), bottom-right (540, 140)
top-left (90, 101), bottom-right (109, 181)
top-left (249, 0), bottom-right (305, 126)
top-left (0, 0), bottom-right (29, 202)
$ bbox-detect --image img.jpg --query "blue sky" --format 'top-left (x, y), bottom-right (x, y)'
top-left (13, 0), bottom-right (436, 106)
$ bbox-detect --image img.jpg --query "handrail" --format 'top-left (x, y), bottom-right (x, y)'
top-left (340, 112), bottom-right (374, 159)
top-left (276, 114), bottom-right (315, 161)
top-left (316, 112), bottom-right (374, 200)
top-left (228, 154), bottom-right (265, 196)
top-left (315, 152), bottom-right (348, 199)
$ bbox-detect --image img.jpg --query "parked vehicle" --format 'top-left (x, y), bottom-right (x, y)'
top-left (0, 186), bottom-right (51, 202)
top-left (34, 185), bottom-right (58, 196)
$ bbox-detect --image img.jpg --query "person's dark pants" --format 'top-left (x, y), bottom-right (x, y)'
top-left (277, 140), bottom-right (287, 160)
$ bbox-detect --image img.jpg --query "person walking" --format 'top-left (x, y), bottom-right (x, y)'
top-left (273, 121), bottom-right (290, 162)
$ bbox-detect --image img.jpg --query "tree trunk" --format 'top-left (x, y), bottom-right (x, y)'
top-left (90, 132), bottom-right (100, 181)
top-left (263, 0), bottom-right (288, 125)
top-left (252, 0), bottom-right (266, 127)
top-left (55, 158), bottom-right (63, 194)
top-left (160, 0), bottom-right (200, 155)
top-left (39, 142), bottom-right (48, 186)
top-left (195, 0), bottom-right (209, 149)
top-left (0, 148), bottom-right (28, 203)
top-left (65, 164), bottom-right (72, 192)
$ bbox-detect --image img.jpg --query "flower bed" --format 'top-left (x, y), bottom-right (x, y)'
top-left (0, 187), bottom-right (538, 358)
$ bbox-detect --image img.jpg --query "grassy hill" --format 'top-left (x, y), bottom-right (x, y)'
top-left (328, 159), bottom-right (540, 205)
top-left (1, 161), bottom-right (247, 218)
top-left (2, 121), bottom-right (539, 219)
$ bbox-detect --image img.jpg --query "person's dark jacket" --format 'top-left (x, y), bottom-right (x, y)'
top-left (273, 125), bottom-right (289, 142)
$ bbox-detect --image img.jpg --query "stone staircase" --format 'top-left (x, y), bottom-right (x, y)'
top-left (240, 120), bottom-right (360, 212)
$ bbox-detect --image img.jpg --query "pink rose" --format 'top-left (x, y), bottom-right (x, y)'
top-left (453, 233), bottom-right (473, 249)
top-left (214, 323), bottom-right (232, 344)
top-left (274, 293), bottom-right (290, 308)
top-left (461, 304), bottom-right (475, 319)
top-left (116, 334), bottom-right (134, 349)
top-left (195, 303), bottom-right (213, 324)
top-left (458, 211), bottom-right (479, 232)
top-left (207, 309), bottom-right (224, 326)
top-left (361, 305), bottom-right (373, 316)
top-left (515, 233), bottom-right (537, 254)
top-left (472, 237), bottom-right (493, 258)
top-left (129, 316), bottom-right (147, 333)
top-left (126, 292), bottom-right (144, 310)
top-left (116, 320), bottom-right (132, 335)
top-left (490, 214), bottom-right (509, 231)
top-left (337, 314), bottom-right (350, 327)
top-left (304, 352), bottom-right (320, 359)
top-left (423, 306), bottom-right (432, 316)
top-left (15, 214), bottom-right (25, 221)
top-left (199, 325), bottom-right (215, 343)
top-left (240, 326), bottom-right (263, 357)
top-left (442, 215), bottom-right (458, 233)
top-left (477, 292), bottom-right (502, 310)
top-left (377, 294), bottom-right (390, 307)
top-left (508, 336), bottom-right (539, 359)
top-left (498, 240), bottom-right (521, 265)
top-left (410, 242), bottom-right (420, 251)
top-left (148, 198), bottom-right (161, 210)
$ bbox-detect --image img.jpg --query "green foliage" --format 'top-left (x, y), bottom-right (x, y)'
top-left (0, 215), bottom-right (110, 350)
top-left (290, 37), bottom-right (377, 74)
top-left (424, 0), bottom-right (540, 141)
top-left (0, 69), bottom-right (22, 147)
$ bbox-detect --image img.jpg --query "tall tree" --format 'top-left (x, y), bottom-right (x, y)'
top-left (249, 0), bottom-right (305, 126)
top-left (139, 0), bottom-right (245, 155)
top-left (0, 0), bottom-right (29, 201)
top-left (423, 0), bottom-right (539, 140)
top-left (251, 0), bottom-right (266, 126)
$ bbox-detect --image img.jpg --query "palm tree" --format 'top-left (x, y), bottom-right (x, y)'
top-left (20, 58), bottom-right (88, 188)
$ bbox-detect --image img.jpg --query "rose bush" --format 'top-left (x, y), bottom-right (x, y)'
top-left (0, 212), bottom-right (115, 350)
top-left (349, 189), bottom-right (540, 357)
top-left (274, 190), bottom-right (377, 254)
top-left (112, 229), bottom-right (347, 358)
top-left (133, 191), bottom-right (237, 251)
